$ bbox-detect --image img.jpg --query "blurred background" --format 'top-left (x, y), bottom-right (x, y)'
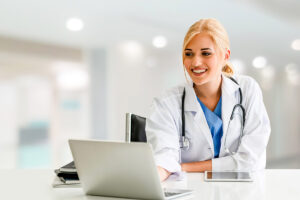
top-left (0, 0), bottom-right (299, 169)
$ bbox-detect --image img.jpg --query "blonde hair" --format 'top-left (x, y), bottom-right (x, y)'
top-left (182, 18), bottom-right (234, 77)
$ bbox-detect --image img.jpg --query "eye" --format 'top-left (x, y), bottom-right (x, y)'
top-left (202, 52), bottom-right (211, 56)
top-left (185, 52), bottom-right (193, 57)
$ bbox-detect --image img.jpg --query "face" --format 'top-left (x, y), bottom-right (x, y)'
top-left (183, 32), bottom-right (230, 86)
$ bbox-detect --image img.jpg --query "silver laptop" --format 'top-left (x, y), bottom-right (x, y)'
top-left (69, 139), bottom-right (193, 200)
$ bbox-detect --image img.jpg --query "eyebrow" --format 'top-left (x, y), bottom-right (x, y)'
top-left (185, 48), bottom-right (212, 51)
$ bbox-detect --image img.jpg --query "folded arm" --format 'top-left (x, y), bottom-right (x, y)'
top-left (181, 160), bottom-right (212, 172)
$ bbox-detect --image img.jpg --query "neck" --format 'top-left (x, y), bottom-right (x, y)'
top-left (194, 75), bottom-right (222, 99)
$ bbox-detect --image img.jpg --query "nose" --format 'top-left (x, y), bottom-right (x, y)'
top-left (191, 56), bottom-right (202, 67)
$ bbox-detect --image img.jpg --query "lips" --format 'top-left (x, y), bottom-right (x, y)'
top-left (191, 68), bottom-right (207, 76)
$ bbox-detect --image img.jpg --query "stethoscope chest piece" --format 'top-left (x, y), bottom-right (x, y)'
top-left (181, 136), bottom-right (190, 151)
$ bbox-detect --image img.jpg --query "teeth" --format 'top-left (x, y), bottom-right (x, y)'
top-left (193, 69), bottom-right (206, 73)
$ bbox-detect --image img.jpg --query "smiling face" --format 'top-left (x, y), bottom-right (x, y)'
top-left (183, 32), bottom-right (229, 87)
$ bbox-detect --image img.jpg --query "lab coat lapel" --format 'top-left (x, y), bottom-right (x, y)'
top-left (220, 75), bottom-right (240, 156)
top-left (184, 83), bottom-right (214, 151)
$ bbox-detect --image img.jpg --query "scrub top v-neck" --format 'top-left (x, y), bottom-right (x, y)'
top-left (197, 96), bottom-right (223, 158)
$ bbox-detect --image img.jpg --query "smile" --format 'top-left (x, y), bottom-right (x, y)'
top-left (191, 68), bottom-right (207, 75)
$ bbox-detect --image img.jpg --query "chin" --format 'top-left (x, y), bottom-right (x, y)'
top-left (191, 73), bottom-right (221, 86)
top-left (193, 81), bottom-right (207, 86)
top-left (191, 78), bottom-right (209, 86)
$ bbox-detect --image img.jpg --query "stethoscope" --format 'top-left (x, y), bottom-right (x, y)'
top-left (180, 77), bottom-right (246, 156)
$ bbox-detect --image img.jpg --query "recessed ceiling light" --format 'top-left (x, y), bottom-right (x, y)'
top-left (291, 39), bottom-right (300, 51)
top-left (252, 56), bottom-right (267, 69)
top-left (66, 18), bottom-right (84, 31)
top-left (152, 36), bottom-right (167, 48)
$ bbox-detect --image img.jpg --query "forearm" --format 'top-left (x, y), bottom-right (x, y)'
top-left (181, 160), bottom-right (212, 172)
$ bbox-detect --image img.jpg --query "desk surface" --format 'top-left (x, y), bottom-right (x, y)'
top-left (0, 169), bottom-right (299, 200)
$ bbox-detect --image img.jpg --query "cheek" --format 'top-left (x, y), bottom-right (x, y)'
top-left (208, 58), bottom-right (221, 71)
top-left (183, 60), bottom-right (191, 69)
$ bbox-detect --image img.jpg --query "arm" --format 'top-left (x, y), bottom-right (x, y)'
top-left (146, 94), bottom-right (182, 177)
top-left (213, 78), bottom-right (271, 171)
top-left (157, 160), bottom-right (211, 180)
top-left (181, 160), bottom-right (212, 172)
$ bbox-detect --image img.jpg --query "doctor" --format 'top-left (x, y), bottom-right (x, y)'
top-left (146, 18), bottom-right (271, 181)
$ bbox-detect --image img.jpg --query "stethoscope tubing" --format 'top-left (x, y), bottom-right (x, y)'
top-left (180, 77), bottom-right (246, 155)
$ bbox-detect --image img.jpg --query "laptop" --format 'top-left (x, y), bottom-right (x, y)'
top-left (69, 139), bottom-right (193, 200)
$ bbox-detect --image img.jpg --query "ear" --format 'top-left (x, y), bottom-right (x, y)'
top-left (224, 48), bottom-right (231, 61)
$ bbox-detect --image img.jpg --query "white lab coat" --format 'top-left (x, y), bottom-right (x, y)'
top-left (146, 74), bottom-right (271, 173)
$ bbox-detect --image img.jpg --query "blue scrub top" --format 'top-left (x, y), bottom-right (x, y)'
top-left (197, 96), bottom-right (223, 158)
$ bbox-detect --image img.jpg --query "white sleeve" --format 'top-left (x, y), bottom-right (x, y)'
top-left (212, 79), bottom-right (271, 171)
top-left (146, 98), bottom-right (181, 173)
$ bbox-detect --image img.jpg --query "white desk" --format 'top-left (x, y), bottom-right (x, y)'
top-left (0, 169), bottom-right (299, 200)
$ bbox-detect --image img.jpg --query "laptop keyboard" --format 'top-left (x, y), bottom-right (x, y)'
top-left (164, 192), bottom-right (181, 197)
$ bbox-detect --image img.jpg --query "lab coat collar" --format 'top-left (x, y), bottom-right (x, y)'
top-left (183, 81), bottom-right (213, 150)
top-left (220, 74), bottom-right (240, 156)
top-left (183, 74), bottom-right (240, 155)
top-left (184, 81), bottom-right (200, 113)
top-left (183, 74), bottom-right (239, 112)
top-left (221, 74), bottom-right (240, 96)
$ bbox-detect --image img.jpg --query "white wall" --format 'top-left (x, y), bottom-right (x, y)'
top-left (106, 42), bottom-right (185, 141)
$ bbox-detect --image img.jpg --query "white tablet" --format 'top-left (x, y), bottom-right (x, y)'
top-left (204, 171), bottom-right (253, 182)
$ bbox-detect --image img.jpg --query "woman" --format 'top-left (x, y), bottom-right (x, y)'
top-left (146, 18), bottom-right (271, 181)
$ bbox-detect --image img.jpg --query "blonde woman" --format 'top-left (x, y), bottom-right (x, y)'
top-left (146, 18), bottom-right (271, 181)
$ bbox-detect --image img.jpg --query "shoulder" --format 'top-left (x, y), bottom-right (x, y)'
top-left (148, 84), bottom-right (186, 126)
top-left (233, 74), bottom-right (261, 93)
top-left (153, 84), bottom-right (185, 105)
top-left (232, 74), bottom-right (264, 108)
top-left (149, 83), bottom-right (186, 117)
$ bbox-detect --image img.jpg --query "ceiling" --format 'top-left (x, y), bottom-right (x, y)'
top-left (0, 0), bottom-right (299, 68)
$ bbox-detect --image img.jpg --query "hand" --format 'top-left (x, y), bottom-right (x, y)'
top-left (157, 166), bottom-right (171, 181)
